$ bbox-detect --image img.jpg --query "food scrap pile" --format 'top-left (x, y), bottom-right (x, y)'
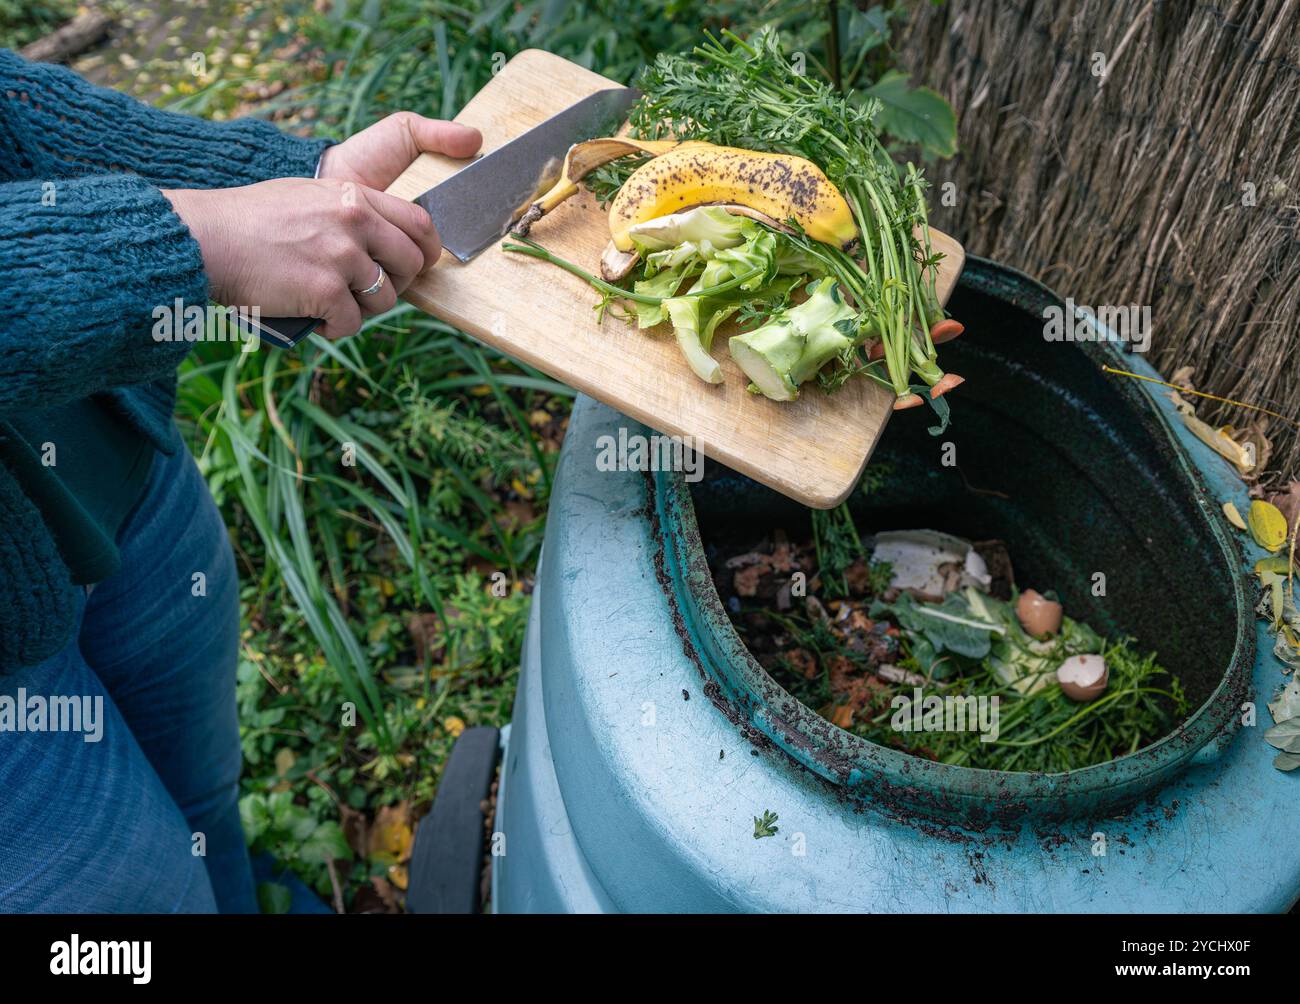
top-left (710, 517), bottom-right (1187, 773)
top-left (506, 29), bottom-right (961, 424)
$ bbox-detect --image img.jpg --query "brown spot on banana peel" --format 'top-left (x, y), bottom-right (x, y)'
top-left (608, 143), bottom-right (858, 252)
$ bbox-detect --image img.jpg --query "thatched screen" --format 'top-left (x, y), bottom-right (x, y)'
top-left (899, 0), bottom-right (1299, 475)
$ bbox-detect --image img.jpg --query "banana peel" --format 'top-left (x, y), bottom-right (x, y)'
top-left (512, 137), bottom-right (859, 255)
top-left (512, 137), bottom-right (683, 236)
top-left (1169, 389), bottom-right (1268, 478)
top-left (607, 143), bottom-right (858, 252)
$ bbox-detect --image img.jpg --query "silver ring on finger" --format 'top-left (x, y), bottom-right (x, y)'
top-left (354, 263), bottom-right (387, 296)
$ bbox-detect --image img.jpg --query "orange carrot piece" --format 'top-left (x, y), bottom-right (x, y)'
top-left (929, 373), bottom-right (965, 398)
top-left (930, 319), bottom-right (964, 344)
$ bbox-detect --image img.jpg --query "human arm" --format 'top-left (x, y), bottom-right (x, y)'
top-left (0, 174), bottom-right (206, 415)
top-left (0, 49), bottom-right (327, 189)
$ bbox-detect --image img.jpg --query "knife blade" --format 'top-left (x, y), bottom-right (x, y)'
top-left (245, 86), bottom-right (640, 348)
top-left (418, 86), bottom-right (641, 262)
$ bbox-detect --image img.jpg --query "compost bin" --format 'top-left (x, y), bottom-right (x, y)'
top-left (488, 258), bottom-right (1299, 913)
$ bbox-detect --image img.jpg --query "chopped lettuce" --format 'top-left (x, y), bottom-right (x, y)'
top-left (663, 296), bottom-right (722, 383)
top-left (872, 586), bottom-right (1109, 696)
top-left (628, 214), bottom-right (831, 385)
top-left (627, 206), bottom-right (751, 254)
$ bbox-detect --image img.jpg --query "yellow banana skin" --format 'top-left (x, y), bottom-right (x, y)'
top-left (608, 142), bottom-right (858, 252)
top-left (514, 137), bottom-right (682, 235)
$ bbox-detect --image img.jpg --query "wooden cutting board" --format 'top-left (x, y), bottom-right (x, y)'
top-left (387, 49), bottom-right (964, 509)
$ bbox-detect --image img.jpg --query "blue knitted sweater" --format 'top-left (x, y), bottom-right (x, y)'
top-left (0, 50), bottom-right (329, 671)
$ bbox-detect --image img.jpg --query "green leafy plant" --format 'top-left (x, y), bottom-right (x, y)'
top-left (864, 69), bottom-right (958, 159)
top-left (177, 306), bottom-right (559, 907)
top-left (0, 0), bottom-right (77, 50)
top-left (155, 0), bottom-right (958, 910)
top-left (240, 789), bottom-right (352, 903)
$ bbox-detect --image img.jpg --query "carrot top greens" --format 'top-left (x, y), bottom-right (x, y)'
top-left (622, 28), bottom-right (954, 414)
top-left (508, 29), bottom-right (959, 422)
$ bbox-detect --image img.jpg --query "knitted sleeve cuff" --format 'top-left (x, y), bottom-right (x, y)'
top-left (149, 116), bottom-right (333, 189)
top-left (0, 174), bottom-right (208, 415)
top-left (1, 49), bottom-right (329, 189)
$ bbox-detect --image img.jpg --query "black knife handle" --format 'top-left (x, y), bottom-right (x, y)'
top-left (236, 313), bottom-right (320, 349)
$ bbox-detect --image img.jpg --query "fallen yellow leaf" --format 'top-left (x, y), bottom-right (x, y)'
top-left (443, 715), bottom-right (466, 738)
top-left (368, 802), bottom-right (414, 864)
top-left (1248, 500), bottom-right (1288, 552)
top-left (272, 748), bottom-right (295, 793)
top-left (1255, 555), bottom-right (1291, 577)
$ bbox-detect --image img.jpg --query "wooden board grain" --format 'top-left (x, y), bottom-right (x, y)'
top-left (387, 48), bottom-right (964, 508)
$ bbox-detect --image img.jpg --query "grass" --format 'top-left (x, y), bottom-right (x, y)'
top-left (176, 310), bottom-right (565, 907)
top-left (0, 0), bottom-right (77, 50)
top-left (188, 0), bottom-right (928, 913)
top-left (4, 0), bottom-right (939, 911)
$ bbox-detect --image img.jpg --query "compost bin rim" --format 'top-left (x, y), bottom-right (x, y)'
top-left (653, 255), bottom-right (1252, 820)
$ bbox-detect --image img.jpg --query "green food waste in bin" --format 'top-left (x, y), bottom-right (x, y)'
top-left (484, 257), bottom-right (1296, 913)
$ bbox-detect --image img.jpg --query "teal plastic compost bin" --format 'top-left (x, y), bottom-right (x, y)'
top-left (490, 257), bottom-right (1300, 913)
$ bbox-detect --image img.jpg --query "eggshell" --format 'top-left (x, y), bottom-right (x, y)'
top-left (1016, 589), bottom-right (1063, 638)
top-left (1057, 654), bottom-right (1109, 701)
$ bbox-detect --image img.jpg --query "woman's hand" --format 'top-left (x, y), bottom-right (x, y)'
top-left (163, 113), bottom-right (481, 340)
top-left (317, 112), bottom-right (482, 191)
top-left (164, 179), bottom-right (437, 339)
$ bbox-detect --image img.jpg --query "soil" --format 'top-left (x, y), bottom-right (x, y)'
top-left (703, 519), bottom-right (1183, 773)
top-left (707, 527), bottom-right (914, 751)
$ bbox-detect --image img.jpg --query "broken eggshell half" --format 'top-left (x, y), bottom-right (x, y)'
top-left (1057, 654), bottom-right (1109, 702)
top-left (1015, 588), bottom-right (1063, 638)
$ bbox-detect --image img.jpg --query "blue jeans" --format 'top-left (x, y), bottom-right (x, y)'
top-left (0, 442), bottom-right (253, 912)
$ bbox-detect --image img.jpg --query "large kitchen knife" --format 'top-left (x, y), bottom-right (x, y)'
top-left (244, 86), bottom-right (641, 348)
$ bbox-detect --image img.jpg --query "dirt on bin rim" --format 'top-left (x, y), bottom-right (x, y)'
top-left (642, 472), bottom-right (1267, 899)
